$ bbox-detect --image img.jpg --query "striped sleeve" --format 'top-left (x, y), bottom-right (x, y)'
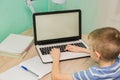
top-left (73, 57), bottom-right (120, 80)
top-left (73, 68), bottom-right (96, 80)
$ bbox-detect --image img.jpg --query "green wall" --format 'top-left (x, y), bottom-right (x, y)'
top-left (0, 0), bottom-right (98, 42)
top-left (48, 0), bottom-right (99, 34)
top-left (0, 0), bottom-right (48, 42)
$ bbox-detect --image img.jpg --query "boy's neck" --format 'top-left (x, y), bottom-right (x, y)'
top-left (99, 60), bottom-right (115, 67)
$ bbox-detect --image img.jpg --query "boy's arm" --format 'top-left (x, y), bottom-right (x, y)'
top-left (50, 48), bottom-right (73, 80)
top-left (65, 45), bottom-right (90, 54)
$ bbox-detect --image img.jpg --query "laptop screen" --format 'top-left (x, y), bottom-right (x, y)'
top-left (33, 10), bottom-right (81, 45)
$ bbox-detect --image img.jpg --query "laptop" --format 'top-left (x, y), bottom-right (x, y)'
top-left (33, 9), bottom-right (90, 63)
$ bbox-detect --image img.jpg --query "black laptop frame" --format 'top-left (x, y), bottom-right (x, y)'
top-left (33, 9), bottom-right (81, 45)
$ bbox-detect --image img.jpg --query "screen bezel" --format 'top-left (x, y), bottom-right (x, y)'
top-left (33, 9), bottom-right (81, 45)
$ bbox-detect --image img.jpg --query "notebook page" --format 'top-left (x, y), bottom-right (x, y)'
top-left (0, 56), bottom-right (52, 80)
top-left (0, 65), bottom-right (38, 80)
top-left (19, 56), bottom-right (52, 78)
top-left (0, 34), bottom-right (33, 53)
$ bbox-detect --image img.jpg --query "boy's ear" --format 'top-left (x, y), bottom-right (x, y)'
top-left (95, 51), bottom-right (101, 59)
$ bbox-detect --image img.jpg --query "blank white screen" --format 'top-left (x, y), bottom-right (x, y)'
top-left (35, 12), bottom-right (79, 41)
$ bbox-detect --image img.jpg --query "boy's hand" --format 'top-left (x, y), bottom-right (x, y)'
top-left (65, 44), bottom-right (88, 53)
top-left (50, 48), bottom-right (61, 61)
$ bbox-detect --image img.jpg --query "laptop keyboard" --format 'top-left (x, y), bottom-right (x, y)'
top-left (39, 42), bottom-right (87, 55)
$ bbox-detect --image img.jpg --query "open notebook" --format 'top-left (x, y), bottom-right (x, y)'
top-left (0, 56), bottom-right (52, 80)
top-left (19, 56), bottom-right (52, 78)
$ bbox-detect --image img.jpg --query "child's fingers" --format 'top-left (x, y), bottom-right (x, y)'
top-left (65, 44), bottom-right (73, 50)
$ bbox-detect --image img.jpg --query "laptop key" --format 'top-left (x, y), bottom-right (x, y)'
top-left (40, 42), bottom-right (86, 55)
top-left (40, 43), bottom-right (86, 55)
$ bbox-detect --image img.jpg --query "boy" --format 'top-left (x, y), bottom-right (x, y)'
top-left (50, 27), bottom-right (120, 80)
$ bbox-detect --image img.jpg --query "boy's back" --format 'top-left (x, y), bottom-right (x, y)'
top-left (73, 56), bottom-right (120, 80)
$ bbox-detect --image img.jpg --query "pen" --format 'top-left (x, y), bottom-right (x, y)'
top-left (21, 65), bottom-right (39, 77)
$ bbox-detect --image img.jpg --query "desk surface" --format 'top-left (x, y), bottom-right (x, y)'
top-left (0, 28), bottom-right (95, 80)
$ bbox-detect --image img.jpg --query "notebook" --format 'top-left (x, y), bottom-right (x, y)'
top-left (0, 34), bottom-right (33, 58)
top-left (0, 56), bottom-right (51, 80)
top-left (33, 9), bottom-right (90, 63)
top-left (19, 56), bottom-right (52, 78)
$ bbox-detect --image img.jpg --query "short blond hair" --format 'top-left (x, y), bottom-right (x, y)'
top-left (88, 27), bottom-right (120, 61)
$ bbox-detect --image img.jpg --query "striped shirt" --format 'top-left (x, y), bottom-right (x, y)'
top-left (73, 56), bottom-right (120, 80)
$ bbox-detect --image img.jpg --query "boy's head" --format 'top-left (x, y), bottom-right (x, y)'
top-left (88, 27), bottom-right (120, 62)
